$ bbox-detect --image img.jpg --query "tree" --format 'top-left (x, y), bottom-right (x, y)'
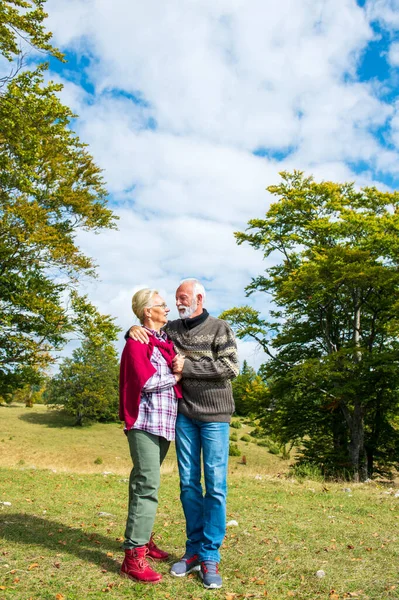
top-left (222, 171), bottom-right (399, 481)
top-left (0, 1), bottom-right (62, 62)
top-left (232, 360), bottom-right (267, 416)
top-left (0, 1), bottom-right (118, 393)
top-left (46, 337), bottom-right (120, 426)
top-left (10, 380), bottom-right (47, 406)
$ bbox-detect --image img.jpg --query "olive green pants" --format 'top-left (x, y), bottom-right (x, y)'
top-left (123, 429), bottom-right (170, 549)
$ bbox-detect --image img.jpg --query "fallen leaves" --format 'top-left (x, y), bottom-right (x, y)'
top-left (102, 582), bottom-right (117, 592)
top-left (28, 563), bottom-right (39, 570)
top-left (224, 595), bottom-right (263, 599)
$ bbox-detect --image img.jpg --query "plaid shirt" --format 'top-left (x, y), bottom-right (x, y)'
top-left (131, 330), bottom-right (178, 441)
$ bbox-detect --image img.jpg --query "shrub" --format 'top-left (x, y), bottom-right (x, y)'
top-left (288, 463), bottom-right (324, 482)
top-left (256, 439), bottom-right (269, 447)
top-left (249, 426), bottom-right (264, 438)
top-left (267, 441), bottom-right (280, 455)
top-left (256, 438), bottom-right (281, 454)
top-left (240, 434), bottom-right (252, 442)
top-left (230, 432), bottom-right (238, 442)
top-left (230, 420), bottom-right (242, 429)
top-left (94, 457), bottom-right (103, 465)
top-left (229, 443), bottom-right (241, 457)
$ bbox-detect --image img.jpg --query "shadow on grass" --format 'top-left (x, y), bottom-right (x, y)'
top-left (0, 513), bottom-right (181, 573)
top-left (18, 410), bottom-right (77, 428)
top-left (0, 513), bottom-right (121, 571)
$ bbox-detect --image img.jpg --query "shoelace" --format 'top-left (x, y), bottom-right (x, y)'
top-left (202, 561), bottom-right (219, 574)
top-left (147, 537), bottom-right (156, 550)
top-left (185, 554), bottom-right (199, 564)
top-left (134, 547), bottom-right (149, 569)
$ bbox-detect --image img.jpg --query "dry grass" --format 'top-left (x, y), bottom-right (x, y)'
top-left (0, 405), bottom-right (287, 477)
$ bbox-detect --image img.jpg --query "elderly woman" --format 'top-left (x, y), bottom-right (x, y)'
top-left (119, 288), bottom-right (182, 584)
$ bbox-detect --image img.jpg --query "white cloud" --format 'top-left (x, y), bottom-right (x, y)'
top-left (40, 0), bottom-right (399, 369)
top-left (366, 0), bottom-right (399, 30)
top-left (388, 41), bottom-right (399, 66)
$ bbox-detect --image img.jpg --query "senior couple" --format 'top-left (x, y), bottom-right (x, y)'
top-left (119, 278), bottom-right (239, 589)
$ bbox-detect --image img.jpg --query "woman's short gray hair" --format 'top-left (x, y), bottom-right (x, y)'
top-left (131, 288), bottom-right (158, 324)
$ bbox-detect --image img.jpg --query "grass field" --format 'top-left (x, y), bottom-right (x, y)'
top-left (0, 405), bottom-right (398, 600)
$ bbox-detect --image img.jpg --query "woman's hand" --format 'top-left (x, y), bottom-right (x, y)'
top-left (174, 373), bottom-right (183, 383)
top-left (172, 354), bottom-right (185, 374)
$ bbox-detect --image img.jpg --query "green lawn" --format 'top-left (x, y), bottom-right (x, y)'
top-left (0, 405), bottom-right (398, 600)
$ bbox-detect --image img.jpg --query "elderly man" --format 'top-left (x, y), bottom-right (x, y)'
top-left (128, 278), bottom-right (239, 589)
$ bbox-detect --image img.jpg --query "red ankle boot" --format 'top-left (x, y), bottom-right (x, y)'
top-left (146, 533), bottom-right (169, 561)
top-left (120, 546), bottom-right (162, 584)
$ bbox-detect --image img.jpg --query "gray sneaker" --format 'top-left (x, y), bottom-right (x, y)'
top-left (199, 560), bottom-right (222, 589)
top-left (170, 554), bottom-right (201, 577)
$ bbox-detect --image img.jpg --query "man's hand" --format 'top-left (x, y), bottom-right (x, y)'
top-left (172, 354), bottom-right (185, 374)
top-left (129, 325), bottom-right (150, 344)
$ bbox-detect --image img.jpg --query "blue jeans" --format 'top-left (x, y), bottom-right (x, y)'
top-left (175, 413), bottom-right (230, 563)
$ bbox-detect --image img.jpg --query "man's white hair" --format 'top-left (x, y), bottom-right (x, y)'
top-left (179, 278), bottom-right (206, 302)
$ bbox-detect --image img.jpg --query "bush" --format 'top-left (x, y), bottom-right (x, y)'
top-left (256, 439), bottom-right (269, 447)
top-left (267, 441), bottom-right (281, 455)
top-left (229, 443), bottom-right (241, 457)
top-left (249, 426), bottom-right (264, 438)
top-left (245, 419), bottom-right (257, 427)
top-left (288, 463), bottom-right (324, 482)
top-left (240, 434), bottom-right (252, 442)
top-left (230, 420), bottom-right (242, 429)
top-left (94, 457), bottom-right (103, 465)
top-left (256, 438), bottom-right (281, 454)
top-left (230, 432), bottom-right (238, 442)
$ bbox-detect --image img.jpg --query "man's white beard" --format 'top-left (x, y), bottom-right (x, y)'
top-left (178, 301), bottom-right (197, 319)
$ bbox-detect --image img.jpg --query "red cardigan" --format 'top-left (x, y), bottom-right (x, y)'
top-left (119, 335), bottom-right (182, 430)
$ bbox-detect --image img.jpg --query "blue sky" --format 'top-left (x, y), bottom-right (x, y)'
top-left (34, 0), bottom-right (399, 367)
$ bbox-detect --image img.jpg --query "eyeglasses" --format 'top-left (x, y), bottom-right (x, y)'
top-left (150, 303), bottom-right (168, 309)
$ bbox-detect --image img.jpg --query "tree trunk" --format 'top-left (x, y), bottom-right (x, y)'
top-left (340, 398), bottom-right (367, 481)
top-left (347, 401), bottom-right (367, 481)
top-left (347, 296), bottom-right (368, 481)
top-left (365, 391), bottom-right (383, 478)
top-left (25, 389), bottom-right (33, 408)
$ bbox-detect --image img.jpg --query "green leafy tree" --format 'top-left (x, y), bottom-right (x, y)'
top-left (0, 1), bottom-right (118, 393)
top-left (222, 171), bottom-right (399, 481)
top-left (232, 360), bottom-right (267, 416)
top-left (0, 0), bottom-right (63, 62)
top-left (11, 380), bottom-right (46, 406)
top-left (46, 337), bottom-right (120, 426)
